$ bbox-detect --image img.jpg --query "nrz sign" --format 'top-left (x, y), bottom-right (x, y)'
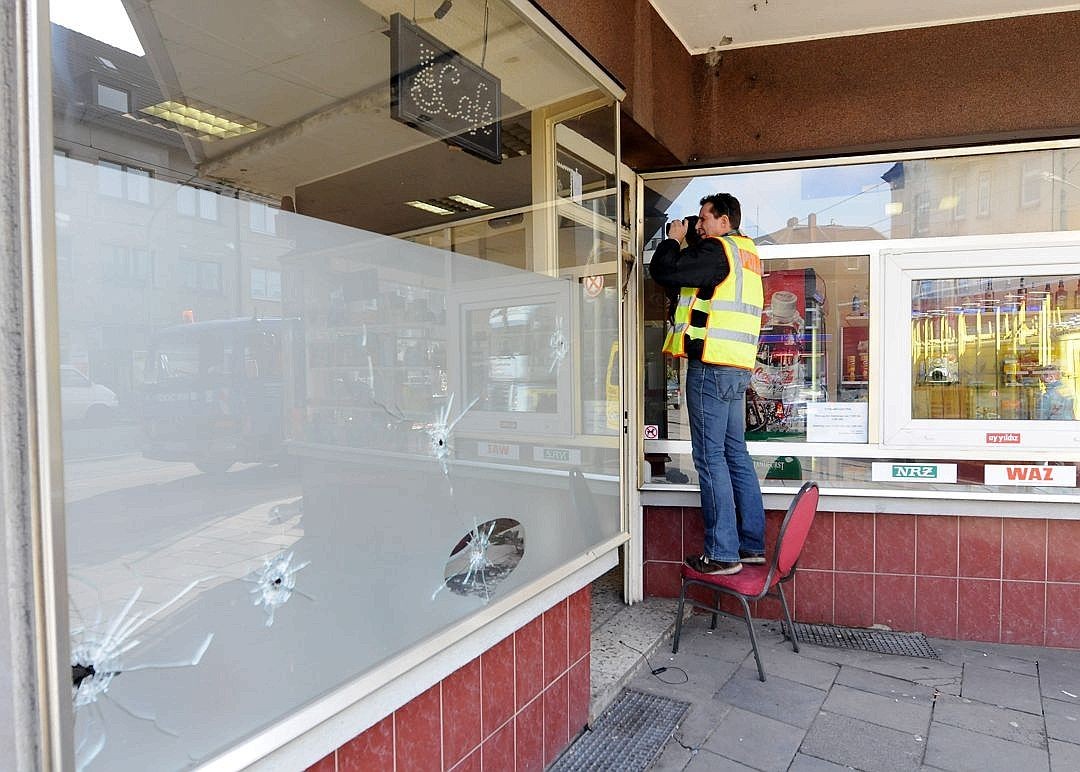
top-left (871, 462), bottom-right (957, 483)
top-left (390, 13), bottom-right (501, 163)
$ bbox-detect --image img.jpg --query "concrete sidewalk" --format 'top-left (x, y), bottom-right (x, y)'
top-left (628, 612), bottom-right (1080, 772)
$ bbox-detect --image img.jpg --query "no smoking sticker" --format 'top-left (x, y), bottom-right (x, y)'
top-left (583, 275), bottom-right (604, 298)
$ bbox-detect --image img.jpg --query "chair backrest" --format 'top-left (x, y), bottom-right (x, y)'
top-left (772, 481), bottom-right (820, 579)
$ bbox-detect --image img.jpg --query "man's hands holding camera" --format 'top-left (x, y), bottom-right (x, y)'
top-left (666, 218), bottom-right (688, 243)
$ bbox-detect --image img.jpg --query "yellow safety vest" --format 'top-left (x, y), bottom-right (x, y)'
top-left (662, 234), bottom-right (764, 369)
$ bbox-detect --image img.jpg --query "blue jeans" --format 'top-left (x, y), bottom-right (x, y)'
top-left (685, 360), bottom-right (765, 562)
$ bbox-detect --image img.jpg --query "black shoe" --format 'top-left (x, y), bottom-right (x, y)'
top-left (685, 555), bottom-right (743, 575)
top-left (739, 550), bottom-right (766, 564)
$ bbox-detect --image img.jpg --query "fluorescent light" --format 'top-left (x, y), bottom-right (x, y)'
top-left (448, 194), bottom-right (493, 210)
top-left (136, 100), bottom-right (265, 141)
top-left (406, 200), bottom-right (455, 215)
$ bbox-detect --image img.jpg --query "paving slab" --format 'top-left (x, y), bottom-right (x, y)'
top-left (733, 646), bottom-right (840, 692)
top-left (671, 615), bottom-right (767, 664)
top-left (788, 753), bottom-right (858, 771)
top-left (664, 697), bottom-right (732, 749)
top-left (923, 722), bottom-right (1049, 772)
top-left (800, 711), bottom-right (925, 772)
top-left (821, 683), bottom-right (932, 735)
top-left (1044, 696), bottom-right (1080, 745)
top-left (684, 749), bottom-right (758, 771)
top-left (961, 663), bottom-right (1042, 715)
top-left (635, 650), bottom-right (741, 703)
top-left (931, 693), bottom-right (1047, 748)
top-left (834, 665), bottom-right (937, 704)
top-left (648, 735), bottom-right (696, 772)
top-left (701, 705), bottom-right (805, 772)
top-left (932, 639), bottom-right (1039, 676)
top-left (1048, 738), bottom-right (1080, 772)
top-left (717, 667), bottom-right (828, 729)
top-left (1038, 659), bottom-right (1080, 706)
top-left (799, 645), bottom-right (961, 686)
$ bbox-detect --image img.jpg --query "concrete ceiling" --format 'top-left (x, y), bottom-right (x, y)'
top-left (124, 0), bottom-right (601, 201)
top-left (648, 0), bottom-right (1080, 54)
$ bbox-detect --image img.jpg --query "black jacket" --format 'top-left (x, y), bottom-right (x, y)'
top-left (650, 236), bottom-right (734, 361)
top-left (649, 236), bottom-right (731, 291)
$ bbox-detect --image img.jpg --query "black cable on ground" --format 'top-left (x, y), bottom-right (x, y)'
top-left (617, 639), bottom-right (689, 685)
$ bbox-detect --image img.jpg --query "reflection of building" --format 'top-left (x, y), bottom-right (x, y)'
top-left (52, 25), bottom-right (288, 402)
top-left (758, 213), bottom-right (885, 244)
top-left (885, 150), bottom-right (1080, 239)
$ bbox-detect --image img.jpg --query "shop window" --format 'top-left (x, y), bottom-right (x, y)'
top-left (248, 201), bottom-right (278, 234)
top-left (179, 257), bottom-right (221, 293)
top-left (913, 192), bottom-right (931, 235)
top-left (950, 175), bottom-right (966, 220)
top-left (97, 160), bottom-right (150, 203)
top-left (977, 171), bottom-right (992, 217)
top-left (47, 0), bottom-right (624, 766)
top-left (177, 185), bottom-right (219, 220)
top-left (103, 245), bottom-right (152, 285)
top-left (250, 267), bottom-right (281, 300)
top-left (1020, 162), bottom-right (1043, 208)
top-left (95, 81), bottom-right (129, 112)
top-left (911, 274), bottom-right (1077, 421)
top-left (643, 253), bottom-right (871, 452)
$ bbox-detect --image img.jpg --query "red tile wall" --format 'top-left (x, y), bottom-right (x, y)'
top-left (309, 588), bottom-right (591, 772)
top-left (643, 506), bottom-right (1080, 647)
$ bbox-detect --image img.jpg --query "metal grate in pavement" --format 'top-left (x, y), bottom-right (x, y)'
top-left (785, 622), bottom-right (939, 659)
top-left (549, 689), bottom-right (690, 772)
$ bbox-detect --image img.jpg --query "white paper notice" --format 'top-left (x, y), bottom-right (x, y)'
top-left (806, 402), bottom-right (868, 443)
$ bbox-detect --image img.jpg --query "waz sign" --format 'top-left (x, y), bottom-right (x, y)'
top-left (984, 464), bottom-right (1077, 487)
top-left (390, 13), bottom-right (501, 163)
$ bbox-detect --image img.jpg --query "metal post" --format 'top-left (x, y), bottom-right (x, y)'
top-left (0, 0), bottom-right (72, 768)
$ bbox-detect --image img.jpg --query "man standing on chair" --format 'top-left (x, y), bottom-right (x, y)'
top-left (650, 193), bottom-right (765, 576)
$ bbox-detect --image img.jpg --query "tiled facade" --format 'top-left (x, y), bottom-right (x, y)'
top-left (306, 587), bottom-right (591, 772)
top-left (643, 506), bottom-right (1080, 648)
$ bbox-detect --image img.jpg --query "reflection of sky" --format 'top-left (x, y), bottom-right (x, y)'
top-left (50, 0), bottom-right (143, 55)
top-left (665, 162), bottom-right (896, 241)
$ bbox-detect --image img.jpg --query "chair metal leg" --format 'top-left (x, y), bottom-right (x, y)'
top-left (736, 594), bottom-right (766, 682)
top-left (710, 589), bottom-right (720, 630)
top-left (776, 584), bottom-right (799, 653)
top-left (673, 581), bottom-right (689, 654)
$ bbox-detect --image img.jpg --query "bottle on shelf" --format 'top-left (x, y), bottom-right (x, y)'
top-left (1055, 279), bottom-right (1069, 309)
top-left (1073, 278), bottom-right (1080, 310)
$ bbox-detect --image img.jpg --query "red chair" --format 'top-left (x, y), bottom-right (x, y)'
top-left (672, 481), bottom-right (820, 682)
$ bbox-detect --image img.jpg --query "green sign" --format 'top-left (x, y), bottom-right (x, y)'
top-left (890, 464), bottom-right (938, 479)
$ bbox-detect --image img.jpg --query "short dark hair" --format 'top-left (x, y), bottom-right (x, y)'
top-left (699, 193), bottom-right (741, 230)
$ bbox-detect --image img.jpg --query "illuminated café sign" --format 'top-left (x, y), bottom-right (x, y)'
top-left (389, 13), bottom-right (501, 163)
top-left (986, 432), bottom-right (1021, 444)
top-left (872, 462), bottom-right (958, 483)
top-left (984, 464), bottom-right (1077, 487)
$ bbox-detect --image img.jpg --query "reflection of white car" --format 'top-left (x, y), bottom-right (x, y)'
top-left (60, 365), bottom-right (118, 424)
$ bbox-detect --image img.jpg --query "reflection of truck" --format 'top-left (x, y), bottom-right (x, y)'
top-left (139, 318), bottom-right (292, 473)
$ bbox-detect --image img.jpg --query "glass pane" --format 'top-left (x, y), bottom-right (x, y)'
top-left (50, 0), bottom-right (619, 767)
top-left (465, 303), bottom-right (559, 415)
top-left (645, 254), bottom-right (870, 443)
top-left (912, 275), bottom-right (1080, 420)
top-left (644, 451), bottom-right (1080, 498)
top-left (643, 147), bottom-right (1080, 247)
